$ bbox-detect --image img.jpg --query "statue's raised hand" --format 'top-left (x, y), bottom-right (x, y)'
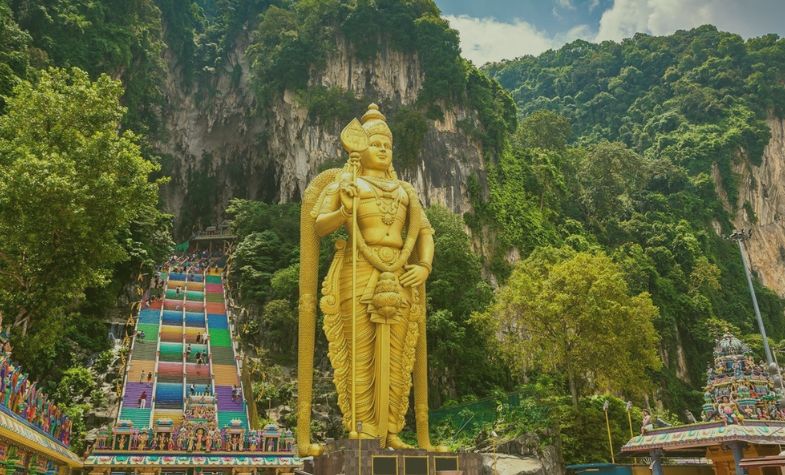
top-left (339, 179), bottom-right (357, 214)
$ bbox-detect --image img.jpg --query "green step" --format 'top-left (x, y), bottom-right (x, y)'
top-left (165, 289), bottom-right (184, 299)
top-left (206, 275), bottom-right (222, 284)
top-left (217, 410), bottom-right (247, 430)
top-left (118, 407), bottom-right (152, 429)
top-left (210, 346), bottom-right (235, 365)
top-left (208, 329), bottom-right (231, 347)
top-left (136, 323), bottom-right (159, 339)
top-left (186, 290), bottom-right (204, 301)
top-left (206, 293), bottom-right (224, 303)
top-left (159, 342), bottom-right (183, 362)
top-left (132, 341), bottom-right (157, 360)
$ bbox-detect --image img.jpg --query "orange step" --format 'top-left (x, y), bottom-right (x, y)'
top-left (213, 364), bottom-right (239, 385)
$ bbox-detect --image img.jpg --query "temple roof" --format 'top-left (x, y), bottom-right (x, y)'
top-left (621, 420), bottom-right (785, 453)
top-left (0, 407), bottom-right (82, 468)
top-left (714, 333), bottom-right (751, 357)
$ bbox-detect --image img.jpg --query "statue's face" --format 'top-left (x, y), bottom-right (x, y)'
top-left (361, 133), bottom-right (393, 171)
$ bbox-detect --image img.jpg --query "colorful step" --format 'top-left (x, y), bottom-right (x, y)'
top-left (131, 341), bottom-right (157, 360)
top-left (210, 346), bottom-right (235, 365)
top-left (135, 323), bottom-right (159, 340)
top-left (119, 407), bottom-right (152, 429)
top-left (122, 382), bottom-right (153, 408)
top-left (186, 281), bottom-right (204, 291)
top-left (155, 382), bottom-right (184, 408)
top-left (206, 275), bottom-right (222, 284)
top-left (215, 386), bottom-right (244, 412)
top-left (138, 309), bottom-right (160, 325)
top-left (185, 344), bottom-right (208, 363)
top-left (205, 283), bottom-right (222, 293)
top-left (208, 329), bottom-right (231, 347)
top-left (206, 293), bottom-right (224, 303)
top-left (185, 312), bottom-right (204, 327)
top-left (207, 314), bottom-right (228, 329)
top-left (157, 362), bottom-right (184, 381)
top-left (212, 364), bottom-right (239, 386)
top-left (217, 410), bottom-right (247, 430)
top-left (159, 342), bottom-right (183, 362)
top-left (159, 325), bottom-right (183, 342)
top-left (162, 310), bottom-right (183, 325)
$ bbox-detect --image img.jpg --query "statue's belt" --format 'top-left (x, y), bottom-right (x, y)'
top-left (348, 244), bottom-right (403, 267)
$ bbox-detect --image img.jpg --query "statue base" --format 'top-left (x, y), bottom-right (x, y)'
top-left (302, 439), bottom-right (481, 474)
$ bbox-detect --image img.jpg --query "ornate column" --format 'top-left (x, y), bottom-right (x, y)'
top-left (649, 448), bottom-right (664, 475)
top-left (728, 441), bottom-right (747, 475)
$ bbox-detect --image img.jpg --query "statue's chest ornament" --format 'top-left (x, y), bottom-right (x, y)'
top-left (365, 178), bottom-right (403, 226)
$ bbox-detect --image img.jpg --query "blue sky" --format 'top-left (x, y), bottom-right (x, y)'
top-left (433, 0), bottom-right (785, 65)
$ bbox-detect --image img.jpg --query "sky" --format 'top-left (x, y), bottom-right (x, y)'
top-left (433, 0), bottom-right (785, 65)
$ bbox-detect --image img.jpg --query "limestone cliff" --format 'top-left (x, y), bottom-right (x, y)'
top-left (726, 116), bottom-right (785, 297)
top-left (157, 33), bottom-right (485, 234)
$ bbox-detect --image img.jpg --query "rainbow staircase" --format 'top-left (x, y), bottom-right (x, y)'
top-left (116, 266), bottom-right (249, 432)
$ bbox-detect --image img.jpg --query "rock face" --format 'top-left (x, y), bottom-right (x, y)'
top-left (481, 453), bottom-right (554, 475)
top-left (478, 434), bottom-right (564, 475)
top-left (728, 116), bottom-right (785, 296)
top-left (157, 34), bottom-right (486, 233)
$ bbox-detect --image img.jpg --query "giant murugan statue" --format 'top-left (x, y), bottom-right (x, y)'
top-left (297, 103), bottom-right (440, 455)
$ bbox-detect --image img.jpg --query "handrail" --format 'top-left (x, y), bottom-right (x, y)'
top-left (180, 275), bottom-right (188, 411)
top-left (222, 269), bottom-right (251, 427)
top-left (117, 296), bottom-right (143, 421)
top-left (203, 268), bottom-right (219, 427)
top-left (148, 272), bottom-right (167, 428)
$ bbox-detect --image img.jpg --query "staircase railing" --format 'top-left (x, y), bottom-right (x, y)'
top-left (203, 268), bottom-right (219, 427)
top-left (222, 270), bottom-right (251, 427)
top-left (148, 272), bottom-right (167, 427)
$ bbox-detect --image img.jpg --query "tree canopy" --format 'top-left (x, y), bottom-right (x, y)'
top-left (479, 247), bottom-right (661, 407)
top-left (0, 67), bottom-right (164, 377)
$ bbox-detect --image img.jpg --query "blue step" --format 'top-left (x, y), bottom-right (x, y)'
top-left (185, 312), bottom-right (205, 327)
top-left (138, 310), bottom-right (160, 324)
top-left (207, 314), bottom-right (228, 329)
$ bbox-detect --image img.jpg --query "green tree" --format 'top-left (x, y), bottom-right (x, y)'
top-left (516, 110), bottom-right (571, 150)
top-left (425, 206), bottom-right (504, 404)
top-left (578, 141), bottom-right (649, 226)
top-left (0, 68), bottom-right (160, 375)
top-left (479, 247), bottom-right (661, 407)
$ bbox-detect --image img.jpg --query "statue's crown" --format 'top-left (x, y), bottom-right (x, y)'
top-left (360, 103), bottom-right (392, 140)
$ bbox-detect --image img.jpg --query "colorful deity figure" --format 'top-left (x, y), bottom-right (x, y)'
top-left (138, 430), bottom-right (149, 450)
top-left (718, 396), bottom-right (742, 425)
top-left (737, 384), bottom-right (751, 399)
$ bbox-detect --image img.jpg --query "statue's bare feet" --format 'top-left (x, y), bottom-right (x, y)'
top-left (387, 434), bottom-right (414, 450)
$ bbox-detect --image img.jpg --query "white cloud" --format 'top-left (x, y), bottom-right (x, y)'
top-left (445, 14), bottom-right (591, 65)
top-left (446, 1), bottom-right (785, 65)
top-left (596, 0), bottom-right (785, 42)
top-left (557, 0), bottom-right (577, 10)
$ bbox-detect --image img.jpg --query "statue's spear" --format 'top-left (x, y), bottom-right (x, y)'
top-left (340, 118), bottom-right (368, 440)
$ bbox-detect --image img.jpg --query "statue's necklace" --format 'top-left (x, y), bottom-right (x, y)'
top-left (363, 177), bottom-right (402, 226)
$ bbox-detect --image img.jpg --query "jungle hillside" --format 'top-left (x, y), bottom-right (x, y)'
top-left (0, 0), bottom-right (784, 465)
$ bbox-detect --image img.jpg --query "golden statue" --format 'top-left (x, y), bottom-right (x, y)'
top-left (297, 103), bottom-right (439, 455)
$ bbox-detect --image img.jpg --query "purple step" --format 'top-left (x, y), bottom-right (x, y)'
top-left (215, 385), bottom-right (244, 411)
top-left (123, 382), bottom-right (154, 408)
